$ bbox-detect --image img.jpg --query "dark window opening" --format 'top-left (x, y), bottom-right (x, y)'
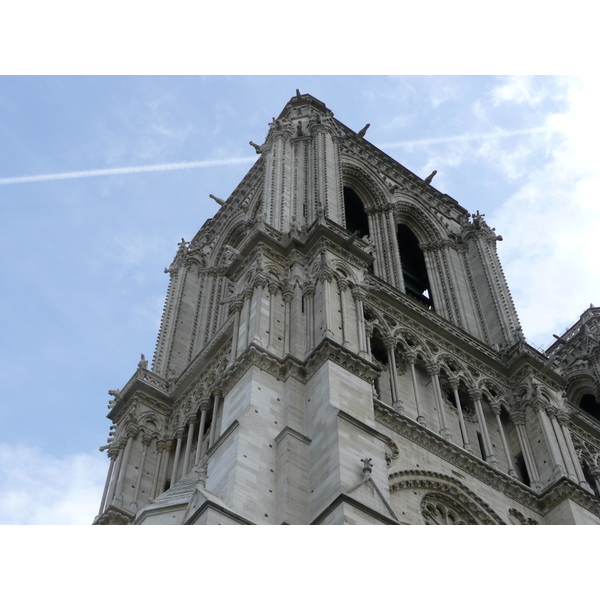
top-left (515, 453), bottom-right (531, 487)
top-left (370, 335), bottom-right (388, 365)
top-left (396, 224), bottom-right (433, 310)
top-left (343, 187), bottom-right (370, 237)
top-left (580, 394), bottom-right (600, 421)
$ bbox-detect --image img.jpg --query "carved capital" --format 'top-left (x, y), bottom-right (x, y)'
top-left (555, 411), bottom-right (571, 428)
top-left (531, 398), bottom-right (547, 413)
top-left (351, 287), bottom-right (367, 302)
top-left (107, 445), bottom-right (120, 460)
top-left (230, 298), bottom-right (245, 313)
top-left (447, 377), bottom-right (459, 391)
top-left (426, 363), bottom-right (440, 377)
top-left (337, 279), bottom-right (349, 292)
top-left (142, 433), bottom-right (153, 447)
top-left (545, 405), bottom-right (558, 419)
top-left (383, 335), bottom-right (397, 350)
top-left (282, 289), bottom-right (294, 303)
top-left (405, 352), bottom-right (418, 365)
top-left (468, 388), bottom-right (483, 402)
top-left (156, 439), bottom-right (168, 453)
top-left (125, 422), bottom-right (139, 439)
top-left (511, 410), bottom-right (526, 426)
top-left (199, 398), bottom-right (211, 412)
top-left (268, 282), bottom-right (280, 296)
top-left (175, 426), bottom-right (186, 439)
top-left (489, 401), bottom-right (502, 416)
top-left (303, 284), bottom-right (316, 298)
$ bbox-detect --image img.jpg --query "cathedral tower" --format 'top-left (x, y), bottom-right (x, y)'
top-left (94, 93), bottom-right (600, 525)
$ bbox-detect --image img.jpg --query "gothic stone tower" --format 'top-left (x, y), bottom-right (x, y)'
top-left (94, 93), bottom-right (600, 525)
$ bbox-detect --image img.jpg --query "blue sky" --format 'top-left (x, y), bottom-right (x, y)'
top-left (1, 75), bottom-right (599, 525)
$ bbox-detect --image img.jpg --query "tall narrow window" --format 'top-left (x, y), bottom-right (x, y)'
top-left (580, 394), bottom-right (600, 421)
top-left (396, 224), bottom-right (433, 309)
top-left (343, 187), bottom-right (370, 237)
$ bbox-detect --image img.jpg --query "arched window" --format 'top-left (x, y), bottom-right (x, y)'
top-left (343, 187), bottom-right (370, 237)
top-left (580, 394), bottom-right (600, 421)
top-left (396, 224), bottom-right (433, 309)
top-left (421, 494), bottom-right (478, 525)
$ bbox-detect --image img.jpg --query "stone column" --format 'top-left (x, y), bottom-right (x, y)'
top-left (195, 400), bottom-right (210, 465)
top-left (321, 272), bottom-right (334, 338)
top-left (242, 288), bottom-right (253, 349)
top-left (364, 321), bottom-right (373, 359)
top-left (386, 206), bottom-right (403, 289)
top-left (511, 411), bottom-right (542, 491)
top-left (181, 418), bottom-right (196, 478)
top-left (282, 288), bottom-right (293, 355)
top-left (114, 427), bottom-right (137, 505)
top-left (267, 282), bottom-right (279, 352)
top-left (427, 364), bottom-right (451, 441)
top-left (556, 411), bottom-right (589, 489)
top-left (406, 353), bottom-right (425, 426)
top-left (470, 388), bottom-right (498, 468)
top-left (99, 447), bottom-right (118, 515)
top-left (157, 439), bottom-right (173, 494)
top-left (351, 287), bottom-right (367, 357)
top-left (252, 277), bottom-right (266, 344)
top-left (304, 284), bottom-right (316, 353)
top-left (151, 440), bottom-right (166, 499)
top-left (384, 336), bottom-right (403, 414)
top-left (131, 434), bottom-right (151, 510)
top-left (209, 394), bottom-right (222, 448)
top-left (228, 298), bottom-right (244, 364)
top-left (490, 401), bottom-right (516, 477)
top-left (337, 279), bottom-right (350, 347)
top-left (365, 208), bottom-right (384, 280)
top-left (170, 427), bottom-right (185, 485)
top-left (546, 406), bottom-right (576, 480)
top-left (449, 378), bottom-right (472, 452)
top-left (106, 444), bottom-right (124, 507)
top-left (533, 400), bottom-right (565, 478)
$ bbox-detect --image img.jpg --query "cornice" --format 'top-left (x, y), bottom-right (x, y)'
top-left (217, 338), bottom-right (380, 397)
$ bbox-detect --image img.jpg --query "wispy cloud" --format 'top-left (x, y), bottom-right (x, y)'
top-left (0, 156), bottom-right (256, 186)
top-left (378, 126), bottom-right (551, 150)
top-left (0, 443), bottom-right (107, 525)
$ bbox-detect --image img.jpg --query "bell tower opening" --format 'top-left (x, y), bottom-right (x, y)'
top-left (580, 394), bottom-right (600, 421)
top-left (396, 224), bottom-right (433, 309)
top-left (343, 187), bottom-right (370, 237)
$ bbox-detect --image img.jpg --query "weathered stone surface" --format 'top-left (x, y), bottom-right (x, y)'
top-left (94, 93), bottom-right (600, 525)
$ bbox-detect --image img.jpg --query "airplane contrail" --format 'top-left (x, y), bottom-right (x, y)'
top-left (0, 127), bottom-right (554, 186)
top-left (378, 127), bottom-right (551, 149)
top-left (0, 156), bottom-right (257, 186)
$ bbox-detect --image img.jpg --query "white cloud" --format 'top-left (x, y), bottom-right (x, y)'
top-left (0, 443), bottom-right (107, 525)
top-left (492, 76), bottom-right (600, 348)
top-left (491, 75), bottom-right (552, 106)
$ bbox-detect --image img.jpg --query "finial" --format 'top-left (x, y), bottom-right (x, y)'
top-left (296, 89), bottom-right (301, 97)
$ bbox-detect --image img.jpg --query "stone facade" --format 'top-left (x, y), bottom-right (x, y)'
top-left (94, 93), bottom-right (600, 525)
